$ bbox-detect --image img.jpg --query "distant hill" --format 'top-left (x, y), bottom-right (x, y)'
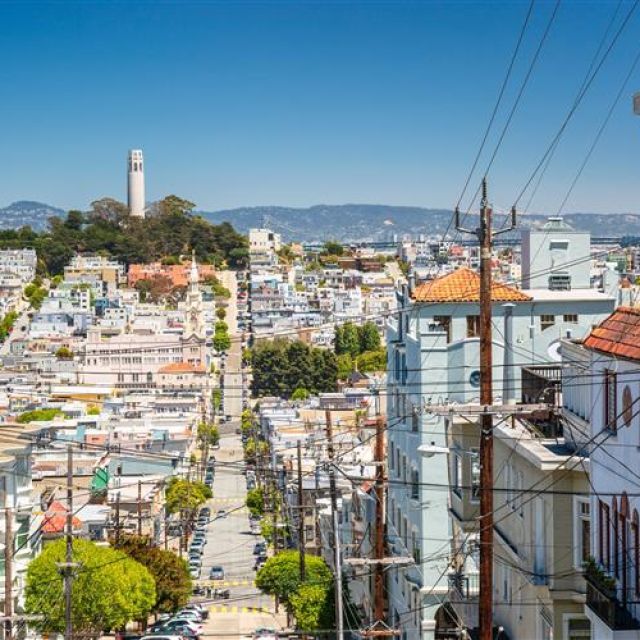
top-left (199, 204), bottom-right (640, 242)
top-left (0, 201), bottom-right (65, 231)
top-left (1, 200), bottom-right (638, 241)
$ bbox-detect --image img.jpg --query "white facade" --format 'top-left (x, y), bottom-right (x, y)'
top-left (127, 149), bottom-right (145, 218)
top-left (249, 228), bottom-right (281, 254)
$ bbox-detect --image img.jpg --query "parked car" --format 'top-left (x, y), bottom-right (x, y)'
top-left (209, 565), bottom-right (225, 580)
top-left (141, 635), bottom-right (183, 640)
top-left (252, 627), bottom-right (277, 640)
top-left (253, 542), bottom-right (267, 555)
top-left (216, 509), bottom-right (227, 519)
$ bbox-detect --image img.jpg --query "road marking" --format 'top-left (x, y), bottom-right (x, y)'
top-left (195, 579), bottom-right (256, 587)
top-left (209, 605), bottom-right (268, 614)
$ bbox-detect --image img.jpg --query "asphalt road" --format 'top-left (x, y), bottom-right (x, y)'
top-left (198, 432), bottom-right (285, 639)
top-left (219, 271), bottom-right (244, 422)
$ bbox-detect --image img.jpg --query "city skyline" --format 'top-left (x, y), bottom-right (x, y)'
top-left (1, 1), bottom-right (640, 215)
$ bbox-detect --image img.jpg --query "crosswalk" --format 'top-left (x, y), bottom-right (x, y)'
top-left (196, 578), bottom-right (256, 587)
top-left (210, 497), bottom-right (246, 504)
top-left (209, 605), bottom-right (268, 614)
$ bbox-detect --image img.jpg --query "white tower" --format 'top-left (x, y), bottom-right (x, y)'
top-left (184, 250), bottom-right (205, 338)
top-left (127, 149), bottom-right (145, 218)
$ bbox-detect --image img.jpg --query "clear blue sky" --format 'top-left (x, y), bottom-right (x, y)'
top-left (1, 0), bottom-right (640, 214)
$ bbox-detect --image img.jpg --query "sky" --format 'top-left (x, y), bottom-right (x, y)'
top-left (1, 0), bottom-right (640, 215)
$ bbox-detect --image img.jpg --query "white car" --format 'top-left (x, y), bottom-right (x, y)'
top-left (253, 627), bottom-right (277, 640)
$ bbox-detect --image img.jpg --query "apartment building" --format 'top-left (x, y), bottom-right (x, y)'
top-left (385, 222), bottom-right (615, 639)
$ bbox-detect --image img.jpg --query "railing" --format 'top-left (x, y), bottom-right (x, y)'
top-left (586, 573), bottom-right (640, 631)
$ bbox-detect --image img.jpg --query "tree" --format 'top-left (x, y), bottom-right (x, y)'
top-left (212, 389), bottom-right (222, 412)
top-left (115, 535), bottom-right (191, 613)
top-left (165, 478), bottom-right (212, 515)
top-left (246, 487), bottom-right (265, 516)
top-left (358, 321), bottom-right (381, 352)
top-left (197, 422), bottom-right (219, 447)
top-left (336, 353), bottom-right (354, 380)
top-left (55, 346), bottom-right (74, 360)
top-left (17, 408), bottom-right (62, 423)
top-left (255, 551), bottom-right (332, 607)
top-left (87, 405), bottom-right (101, 415)
top-left (321, 241), bottom-right (344, 257)
top-left (250, 340), bottom-right (337, 398)
top-left (25, 539), bottom-right (155, 635)
top-left (291, 387), bottom-right (309, 401)
top-left (289, 583), bottom-right (334, 631)
top-left (356, 348), bottom-right (387, 373)
top-left (215, 307), bottom-right (226, 320)
top-left (213, 327), bottom-right (231, 352)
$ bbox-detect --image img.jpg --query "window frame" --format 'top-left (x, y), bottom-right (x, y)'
top-left (573, 496), bottom-right (591, 570)
top-left (604, 369), bottom-right (618, 434)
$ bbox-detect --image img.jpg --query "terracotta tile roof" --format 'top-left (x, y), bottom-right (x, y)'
top-left (42, 500), bottom-right (82, 534)
top-left (411, 268), bottom-right (531, 303)
top-left (583, 306), bottom-right (640, 360)
top-left (158, 362), bottom-right (206, 374)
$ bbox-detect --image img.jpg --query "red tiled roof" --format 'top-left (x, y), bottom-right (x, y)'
top-left (583, 307), bottom-right (640, 360)
top-left (159, 362), bottom-right (206, 374)
top-left (411, 268), bottom-right (530, 303)
top-left (42, 500), bottom-right (82, 534)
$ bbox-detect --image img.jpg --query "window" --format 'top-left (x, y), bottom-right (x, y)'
top-left (470, 450), bottom-right (480, 502)
top-left (563, 314), bottom-right (578, 323)
top-left (433, 315), bottom-right (451, 343)
top-left (452, 452), bottom-right (463, 498)
top-left (410, 469), bottom-right (419, 500)
top-left (549, 273), bottom-right (571, 290)
top-left (604, 370), bottom-right (618, 433)
top-left (573, 498), bottom-right (591, 569)
top-left (599, 500), bottom-right (611, 570)
top-left (390, 441), bottom-right (395, 471)
top-left (540, 315), bottom-right (555, 331)
top-left (411, 409), bottom-right (419, 433)
top-left (466, 315), bottom-right (480, 338)
top-left (613, 497), bottom-right (620, 578)
top-left (565, 616), bottom-right (590, 639)
top-left (622, 385), bottom-right (633, 428)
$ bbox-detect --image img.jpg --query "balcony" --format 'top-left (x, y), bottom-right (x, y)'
top-left (448, 570), bottom-right (479, 599)
top-left (448, 570), bottom-right (479, 633)
top-left (586, 573), bottom-right (640, 631)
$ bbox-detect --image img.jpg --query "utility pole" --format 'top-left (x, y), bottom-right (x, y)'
top-left (64, 444), bottom-right (74, 640)
top-left (137, 480), bottom-right (143, 536)
top-left (455, 179), bottom-right (516, 640)
top-left (373, 415), bottom-right (385, 624)
top-left (4, 507), bottom-right (12, 640)
top-left (325, 409), bottom-right (344, 640)
top-left (115, 491), bottom-right (121, 546)
top-left (297, 441), bottom-right (306, 582)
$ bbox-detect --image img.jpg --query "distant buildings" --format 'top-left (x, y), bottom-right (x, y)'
top-left (127, 149), bottom-right (145, 218)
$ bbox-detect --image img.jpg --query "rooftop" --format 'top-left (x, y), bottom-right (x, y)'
top-left (411, 268), bottom-right (531, 303)
top-left (583, 306), bottom-right (640, 361)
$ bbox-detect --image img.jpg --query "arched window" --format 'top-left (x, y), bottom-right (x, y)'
top-left (613, 496), bottom-right (619, 578)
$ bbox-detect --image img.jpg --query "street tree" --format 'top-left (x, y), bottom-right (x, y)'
top-left (25, 539), bottom-right (155, 635)
top-left (255, 550), bottom-right (332, 607)
top-left (165, 478), bottom-right (212, 515)
top-left (115, 535), bottom-right (192, 613)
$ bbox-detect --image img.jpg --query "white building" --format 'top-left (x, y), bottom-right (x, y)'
top-left (127, 149), bottom-right (145, 218)
top-left (249, 228), bottom-right (282, 254)
top-left (577, 307), bottom-right (640, 638)
top-left (0, 248), bottom-right (37, 284)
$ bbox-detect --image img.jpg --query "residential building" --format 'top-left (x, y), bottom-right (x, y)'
top-left (385, 260), bottom-right (614, 638)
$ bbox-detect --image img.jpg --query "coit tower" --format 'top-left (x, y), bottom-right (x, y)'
top-left (127, 149), bottom-right (145, 218)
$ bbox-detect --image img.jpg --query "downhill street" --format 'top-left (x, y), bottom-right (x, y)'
top-left (199, 431), bottom-right (285, 639)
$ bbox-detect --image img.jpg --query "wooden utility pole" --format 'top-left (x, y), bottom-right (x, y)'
top-left (297, 441), bottom-right (306, 582)
top-left (373, 415), bottom-right (385, 624)
top-left (325, 409), bottom-right (344, 640)
top-left (4, 507), bottom-right (12, 640)
top-left (137, 480), bottom-right (143, 536)
top-left (64, 444), bottom-right (74, 640)
top-left (114, 491), bottom-right (121, 546)
top-left (455, 179), bottom-right (516, 640)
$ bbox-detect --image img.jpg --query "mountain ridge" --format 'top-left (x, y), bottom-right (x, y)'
top-left (0, 200), bottom-right (637, 241)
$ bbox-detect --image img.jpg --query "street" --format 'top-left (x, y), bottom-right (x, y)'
top-left (199, 431), bottom-right (285, 639)
top-left (219, 270), bottom-right (244, 422)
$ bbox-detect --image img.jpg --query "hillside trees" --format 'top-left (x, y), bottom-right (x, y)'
top-left (0, 196), bottom-right (248, 275)
top-left (250, 339), bottom-right (337, 398)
